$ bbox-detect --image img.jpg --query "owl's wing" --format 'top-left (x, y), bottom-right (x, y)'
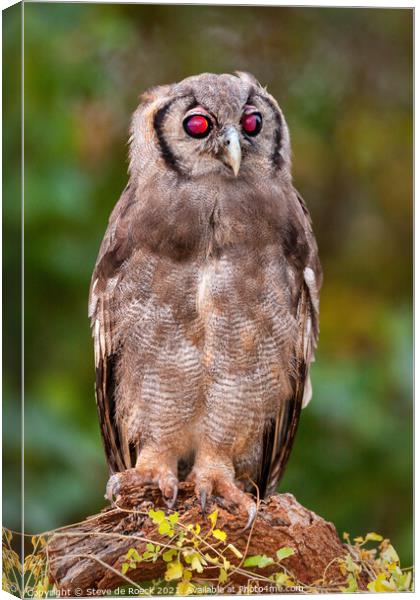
top-left (89, 183), bottom-right (138, 475)
top-left (259, 189), bottom-right (322, 497)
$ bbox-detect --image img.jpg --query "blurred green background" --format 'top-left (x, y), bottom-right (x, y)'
top-left (4, 4), bottom-right (412, 564)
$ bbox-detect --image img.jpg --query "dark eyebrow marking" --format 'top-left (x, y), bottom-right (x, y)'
top-left (153, 97), bottom-right (186, 175)
top-left (255, 93), bottom-right (284, 169)
top-left (245, 91), bottom-right (257, 106)
top-left (185, 97), bottom-right (199, 111)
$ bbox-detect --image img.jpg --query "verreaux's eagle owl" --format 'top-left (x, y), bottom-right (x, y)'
top-left (89, 72), bottom-right (322, 526)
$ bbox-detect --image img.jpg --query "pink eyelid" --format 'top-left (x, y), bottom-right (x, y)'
top-left (242, 104), bottom-right (258, 115)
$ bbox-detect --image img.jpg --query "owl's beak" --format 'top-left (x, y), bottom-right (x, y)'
top-left (221, 127), bottom-right (241, 176)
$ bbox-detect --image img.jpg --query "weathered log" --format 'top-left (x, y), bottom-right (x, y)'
top-left (47, 476), bottom-right (350, 595)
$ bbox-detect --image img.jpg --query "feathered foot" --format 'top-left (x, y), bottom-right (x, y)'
top-left (188, 461), bottom-right (257, 530)
top-left (105, 449), bottom-right (179, 508)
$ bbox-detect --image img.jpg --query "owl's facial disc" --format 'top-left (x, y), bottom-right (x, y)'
top-left (132, 73), bottom-right (292, 181)
top-left (146, 77), bottom-right (289, 180)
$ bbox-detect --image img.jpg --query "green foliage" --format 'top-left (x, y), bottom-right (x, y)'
top-left (115, 512), bottom-right (414, 595)
top-left (2, 528), bottom-right (22, 596)
top-left (243, 555), bottom-right (275, 568)
top-left (4, 517), bottom-right (414, 597)
top-left (2, 528), bottom-right (57, 598)
top-left (276, 547), bottom-right (295, 561)
top-left (3, 3), bottom-right (412, 567)
top-left (149, 509), bottom-right (179, 537)
top-left (116, 507), bottom-right (302, 594)
top-left (339, 532), bottom-right (413, 593)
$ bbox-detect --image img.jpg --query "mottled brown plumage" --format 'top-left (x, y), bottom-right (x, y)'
top-left (89, 72), bottom-right (322, 522)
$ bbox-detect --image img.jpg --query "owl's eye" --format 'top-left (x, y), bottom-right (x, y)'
top-left (183, 114), bottom-right (212, 139)
top-left (241, 112), bottom-right (263, 136)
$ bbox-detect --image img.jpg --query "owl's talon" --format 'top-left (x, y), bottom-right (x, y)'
top-left (190, 462), bottom-right (256, 528)
top-left (164, 482), bottom-right (178, 509)
top-left (199, 489), bottom-right (207, 514)
top-left (159, 472), bottom-right (179, 507)
top-left (105, 473), bottom-right (121, 503)
top-left (243, 502), bottom-right (257, 531)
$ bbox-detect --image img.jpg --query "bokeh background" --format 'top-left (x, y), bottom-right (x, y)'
top-left (4, 4), bottom-right (413, 564)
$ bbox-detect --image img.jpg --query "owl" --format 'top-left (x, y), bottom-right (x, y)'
top-left (89, 72), bottom-right (322, 527)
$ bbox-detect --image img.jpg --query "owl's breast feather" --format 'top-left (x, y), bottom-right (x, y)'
top-left (196, 263), bottom-right (213, 315)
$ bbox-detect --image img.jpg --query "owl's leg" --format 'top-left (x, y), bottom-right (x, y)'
top-left (105, 446), bottom-right (179, 508)
top-left (188, 446), bottom-right (257, 530)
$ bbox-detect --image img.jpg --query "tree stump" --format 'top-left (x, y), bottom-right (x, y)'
top-left (47, 477), bottom-right (350, 595)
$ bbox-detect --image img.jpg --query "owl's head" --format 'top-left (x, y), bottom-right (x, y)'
top-left (129, 72), bottom-right (291, 182)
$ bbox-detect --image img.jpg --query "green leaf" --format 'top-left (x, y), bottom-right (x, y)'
top-left (243, 554), bottom-right (274, 569)
top-left (276, 547), bottom-right (295, 561)
top-left (121, 562), bottom-right (129, 575)
top-left (381, 543), bottom-right (400, 565)
top-left (208, 510), bottom-right (218, 528)
top-left (159, 520), bottom-right (174, 536)
top-left (165, 560), bottom-right (184, 581)
top-left (243, 555), bottom-right (260, 567)
top-left (367, 573), bottom-right (396, 592)
top-left (163, 549), bottom-right (177, 563)
top-left (204, 553), bottom-right (220, 565)
top-left (365, 532), bottom-right (383, 542)
top-left (218, 567), bottom-right (228, 584)
top-left (343, 573), bottom-right (358, 593)
top-left (126, 548), bottom-right (142, 562)
top-left (212, 529), bottom-right (227, 542)
top-left (344, 553), bottom-right (360, 574)
top-left (149, 509), bottom-right (166, 524)
top-left (227, 543), bottom-right (243, 559)
top-left (146, 543), bottom-right (155, 552)
top-left (273, 572), bottom-right (289, 587)
top-left (168, 513), bottom-right (179, 525)
top-left (191, 554), bottom-right (204, 573)
top-left (396, 571), bottom-right (412, 591)
top-left (176, 580), bottom-right (195, 595)
top-left (184, 569), bottom-right (192, 582)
